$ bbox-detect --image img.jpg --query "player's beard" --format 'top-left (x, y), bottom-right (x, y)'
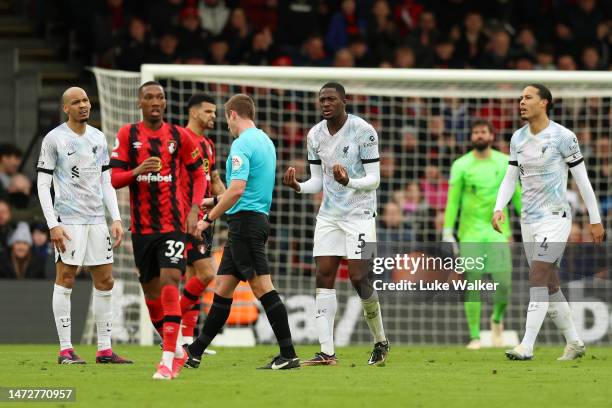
top-left (79, 118), bottom-right (88, 124)
top-left (472, 140), bottom-right (491, 151)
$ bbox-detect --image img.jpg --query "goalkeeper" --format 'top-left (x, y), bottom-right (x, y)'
top-left (443, 120), bottom-right (521, 349)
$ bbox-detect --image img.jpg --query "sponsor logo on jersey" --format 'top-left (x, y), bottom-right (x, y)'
top-left (136, 173), bottom-right (173, 183)
top-left (202, 158), bottom-right (210, 173)
top-left (167, 141), bottom-right (177, 154)
top-left (71, 166), bottom-right (80, 179)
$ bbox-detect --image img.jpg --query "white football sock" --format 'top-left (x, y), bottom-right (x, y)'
top-left (361, 290), bottom-right (387, 344)
top-left (93, 288), bottom-right (113, 352)
top-left (174, 333), bottom-right (184, 358)
top-left (520, 287), bottom-right (549, 353)
top-left (548, 290), bottom-right (581, 344)
top-left (315, 288), bottom-right (337, 356)
top-left (182, 336), bottom-right (193, 345)
top-left (162, 351), bottom-right (174, 368)
top-left (53, 284), bottom-right (73, 351)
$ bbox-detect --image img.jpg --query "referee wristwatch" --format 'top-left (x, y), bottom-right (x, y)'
top-left (203, 213), bottom-right (214, 223)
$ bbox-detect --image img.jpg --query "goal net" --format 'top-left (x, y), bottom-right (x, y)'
top-left (90, 65), bottom-right (612, 346)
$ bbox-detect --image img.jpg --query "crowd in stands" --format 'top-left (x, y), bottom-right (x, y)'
top-left (0, 144), bottom-right (53, 279)
top-left (62, 0), bottom-right (612, 71)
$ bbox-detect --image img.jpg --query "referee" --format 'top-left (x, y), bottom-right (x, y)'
top-left (186, 94), bottom-right (299, 370)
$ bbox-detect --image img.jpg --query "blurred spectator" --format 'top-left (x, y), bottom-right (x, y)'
top-left (367, 0), bottom-right (400, 64)
top-left (455, 11), bottom-right (488, 68)
top-left (245, 28), bottom-right (277, 65)
top-left (515, 27), bottom-right (538, 55)
top-left (239, 0), bottom-right (278, 32)
top-left (149, 0), bottom-right (183, 37)
top-left (277, 0), bottom-right (319, 48)
top-left (432, 37), bottom-right (463, 69)
top-left (0, 198), bottom-right (12, 254)
top-left (379, 150), bottom-right (402, 202)
top-left (91, 0), bottom-right (125, 65)
top-left (581, 45), bottom-right (605, 70)
top-left (7, 174), bottom-right (43, 224)
top-left (535, 44), bottom-right (556, 70)
top-left (513, 52), bottom-right (536, 70)
top-left (149, 31), bottom-right (180, 64)
top-left (559, 0), bottom-right (606, 50)
top-left (209, 37), bottom-right (231, 64)
top-left (223, 7), bottom-right (253, 64)
top-left (557, 53), bottom-right (578, 71)
top-left (420, 165), bottom-right (448, 210)
top-left (378, 201), bottom-right (412, 243)
top-left (0, 222), bottom-right (45, 279)
top-left (479, 29), bottom-right (512, 69)
top-left (393, 0), bottom-right (424, 36)
top-left (333, 47), bottom-right (355, 67)
top-left (293, 34), bottom-right (330, 66)
top-left (116, 17), bottom-right (151, 72)
top-left (177, 7), bottom-right (212, 60)
top-left (347, 34), bottom-right (373, 67)
top-left (326, 0), bottom-right (367, 52)
top-left (409, 10), bottom-right (439, 66)
top-left (0, 143), bottom-right (22, 194)
top-left (31, 223), bottom-right (54, 278)
top-left (198, 0), bottom-right (231, 36)
top-left (393, 45), bottom-right (415, 68)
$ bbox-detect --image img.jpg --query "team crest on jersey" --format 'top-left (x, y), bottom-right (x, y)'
top-left (167, 141), bottom-right (177, 154)
top-left (202, 158), bottom-right (210, 173)
top-left (232, 155), bottom-right (243, 171)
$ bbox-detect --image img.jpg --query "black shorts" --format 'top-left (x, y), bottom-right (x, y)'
top-left (132, 231), bottom-right (186, 284)
top-left (218, 211), bottom-right (270, 281)
top-left (186, 228), bottom-right (213, 266)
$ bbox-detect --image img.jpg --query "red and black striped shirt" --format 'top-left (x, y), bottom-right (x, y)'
top-left (181, 127), bottom-right (217, 215)
top-left (109, 122), bottom-right (206, 235)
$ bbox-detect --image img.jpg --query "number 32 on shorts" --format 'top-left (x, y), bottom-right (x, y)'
top-left (164, 239), bottom-right (185, 259)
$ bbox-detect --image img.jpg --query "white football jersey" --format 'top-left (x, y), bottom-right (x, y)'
top-left (307, 114), bottom-right (379, 220)
top-left (510, 120), bottom-right (583, 224)
top-left (37, 123), bottom-right (109, 225)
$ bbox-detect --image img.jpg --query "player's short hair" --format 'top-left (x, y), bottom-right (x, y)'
top-left (320, 82), bottom-right (346, 99)
top-left (470, 119), bottom-right (495, 134)
top-left (138, 81), bottom-right (164, 97)
top-left (528, 83), bottom-right (553, 114)
top-left (224, 94), bottom-right (255, 120)
top-left (0, 143), bottom-right (23, 159)
top-left (187, 93), bottom-right (216, 110)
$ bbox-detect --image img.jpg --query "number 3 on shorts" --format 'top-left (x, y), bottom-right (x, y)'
top-left (164, 240), bottom-right (185, 258)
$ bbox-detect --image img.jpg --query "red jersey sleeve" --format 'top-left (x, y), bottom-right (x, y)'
top-left (110, 125), bottom-right (131, 169)
top-left (179, 128), bottom-right (206, 206)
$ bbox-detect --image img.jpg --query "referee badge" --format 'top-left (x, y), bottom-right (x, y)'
top-left (167, 141), bottom-right (177, 154)
top-left (232, 155), bottom-right (243, 171)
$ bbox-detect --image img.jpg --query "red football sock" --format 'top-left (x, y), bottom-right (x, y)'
top-left (181, 300), bottom-right (201, 337)
top-left (180, 276), bottom-right (208, 315)
top-left (160, 285), bottom-right (181, 353)
top-left (145, 297), bottom-right (164, 339)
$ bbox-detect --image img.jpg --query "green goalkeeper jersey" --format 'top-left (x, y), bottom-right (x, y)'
top-left (444, 149), bottom-right (521, 242)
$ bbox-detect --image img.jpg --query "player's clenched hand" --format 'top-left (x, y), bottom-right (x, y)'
top-left (196, 219), bottom-right (211, 237)
top-left (333, 164), bottom-right (349, 186)
top-left (133, 157), bottom-right (161, 175)
top-left (491, 210), bottom-right (505, 233)
top-left (111, 220), bottom-right (123, 249)
top-left (283, 167), bottom-right (301, 192)
top-left (50, 226), bottom-right (71, 253)
top-left (590, 223), bottom-right (605, 243)
top-left (186, 204), bottom-right (200, 238)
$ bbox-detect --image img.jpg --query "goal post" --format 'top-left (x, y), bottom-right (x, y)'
top-left (92, 65), bottom-right (612, 346)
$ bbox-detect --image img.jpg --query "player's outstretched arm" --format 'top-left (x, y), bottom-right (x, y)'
top-left (492, 165), bottom-right (519, 233)
top-left (285, 164), bottom-right (323, 194)
top-left (569, 161), bottom-right (605, 242)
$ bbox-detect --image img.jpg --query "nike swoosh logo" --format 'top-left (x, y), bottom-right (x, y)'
top-left (271, 360), bottom-right (290, 369)
top-left (62, 324), bottom-right (71, 328)
top-left (106, 256), bottom-right (112, 259)
top-left (537, 253), bottom-right (545, 257)
top-left (67, 151), bottom-right (76, 156)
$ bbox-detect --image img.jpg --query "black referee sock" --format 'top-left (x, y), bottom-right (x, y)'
top-left (260, 290), bottom-right (297, 359)
top-left (189, 293), bottom-right (232, 357)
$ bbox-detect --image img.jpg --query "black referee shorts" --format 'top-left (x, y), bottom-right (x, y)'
top-left (218, 211), bottom-right (270, 281)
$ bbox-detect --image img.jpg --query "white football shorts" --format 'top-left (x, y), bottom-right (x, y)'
top-left (312, 215), bottom-right (377, 260)
top-left (54, 223), bottom-right (113, 266)
top-left (521, 215), bottom-right (571, 267)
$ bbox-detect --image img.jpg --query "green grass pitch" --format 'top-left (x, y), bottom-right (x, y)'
top-left (1, 345), bottom-right (611, 408)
